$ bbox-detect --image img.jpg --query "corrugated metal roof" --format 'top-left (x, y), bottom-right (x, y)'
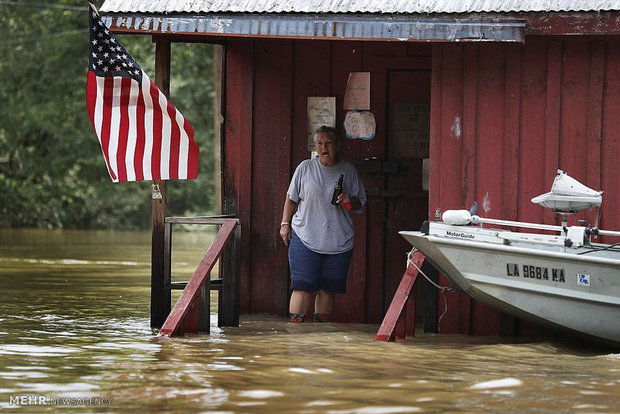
top-left (102, 13), bottom-right (525, 42)
top-left (100, 0), bottom-right (620, 14)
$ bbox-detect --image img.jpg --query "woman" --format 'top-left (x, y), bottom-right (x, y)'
top-left (280, 126), bottom-right (366, 323)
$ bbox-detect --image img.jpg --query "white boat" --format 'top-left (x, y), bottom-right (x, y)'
top-left (400, 170), bottom-right (620, 345)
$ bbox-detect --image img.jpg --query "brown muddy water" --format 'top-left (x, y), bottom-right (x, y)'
top-left (0, 229), bottom-right (619, 413)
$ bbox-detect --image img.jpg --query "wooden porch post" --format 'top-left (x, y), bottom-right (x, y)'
top-left (151, 37), bottom-right (171, 328)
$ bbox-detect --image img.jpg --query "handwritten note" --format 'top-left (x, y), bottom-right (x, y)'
top-left (343, 72), bottom-right (370, 110)
top-left (344, 110), bottom-right (376, 140)
top-left (307, 97), bottom-right (336, 151)
top-left (392, 102), bottom-right (430, 157)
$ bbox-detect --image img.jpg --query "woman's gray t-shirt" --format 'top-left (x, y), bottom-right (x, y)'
top-left (287, 157), bottom-right (366, 254)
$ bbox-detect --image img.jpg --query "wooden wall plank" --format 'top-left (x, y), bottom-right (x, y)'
top-left (429, 44), bottom-right (443, 222)
top-left (518, 39), bottom-right (548, 224)
top-left (503, 44), bottom-right (522, 221)
top-left (223, 38), bottom-right (254, 314)
top-left (499, 43), bottom-right (522, 337)
top-left (559, 40), bottom-right (591, 225)
top-left (437, 44), bottom-right (479, 335)
top-left (439, 44), bottom-right (465, 211)
top-left (249, 39), bottom-right (293, 314)
top-left (462, 46), bottom-right (478, 211)
top-left (432, 44), bottom-right (472, 335)
top-left (586, 41), bottom-right (606, 227)
top-left (470, 43), bottom-right (507, 336)
top-left (601, 39), bottom-right (620, 237)
top-left (291, 41), bottom-right (331, 166)
top-left (543, 40), bottom-right (563, 226)
top-left (476, 43), bottom-right (506, 220)
top-left (331, 41), bottom-right (366, 323)
top-left (428, 44), bottom-right (446, 329)
top-left (519, 39), bottom-right (563, 339)
top-left (362, 48), bottom-right (388, 323)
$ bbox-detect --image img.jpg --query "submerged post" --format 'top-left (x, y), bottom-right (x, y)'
top-left (150, 37), bottom-right (171, 328)
top-left (218, 223), bottom-right (241, 326)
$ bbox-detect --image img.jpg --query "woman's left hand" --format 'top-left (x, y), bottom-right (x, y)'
top-left (337, 193), bottom-right (352, 211)
top-left (337, 193), bottom-right (350, 205)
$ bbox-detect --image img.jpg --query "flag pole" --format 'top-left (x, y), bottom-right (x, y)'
top-left (150, 37), bottom-right (172, 328)
top-left (87, 6), bottom-right (197, 325)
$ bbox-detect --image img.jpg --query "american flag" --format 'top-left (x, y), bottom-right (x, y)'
top-left (86, 3), bottom-right (199, 182)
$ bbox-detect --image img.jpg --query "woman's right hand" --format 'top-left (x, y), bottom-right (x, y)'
top-left (280, 224), bottom-right (291, 246)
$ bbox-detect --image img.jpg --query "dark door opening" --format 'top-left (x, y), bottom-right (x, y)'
top-left (383, 70), bottom-right (431, 318)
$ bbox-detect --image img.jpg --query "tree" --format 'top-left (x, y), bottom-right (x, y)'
top-left (0, 0), bottom-right (215, 229)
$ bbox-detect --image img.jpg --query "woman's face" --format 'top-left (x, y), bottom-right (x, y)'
top-left (315, 132), bottom-right (339, 166)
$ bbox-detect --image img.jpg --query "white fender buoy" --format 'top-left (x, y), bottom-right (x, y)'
top-left (442, 210), bottom-right (472, 225)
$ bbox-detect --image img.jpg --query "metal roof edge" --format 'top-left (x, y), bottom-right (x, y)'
top-left (98, 1), bottom-right (620, 15)
top-left (102, 12), bottom-right (526, 42)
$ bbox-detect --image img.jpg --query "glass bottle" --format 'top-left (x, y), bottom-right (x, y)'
top-left (331, 174), bottom-right (344, 205)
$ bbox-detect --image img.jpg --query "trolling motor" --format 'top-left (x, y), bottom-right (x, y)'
top-left (436, 170), bottom-right (609, 249)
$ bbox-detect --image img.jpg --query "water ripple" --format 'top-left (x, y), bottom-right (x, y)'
top-left (0, 257), bottom-right (141, 266)
top-left (0, 345), bottom-right (82, 357)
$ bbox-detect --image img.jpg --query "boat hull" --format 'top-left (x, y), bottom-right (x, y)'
top-left (400, 231), bottom-right (620, 344)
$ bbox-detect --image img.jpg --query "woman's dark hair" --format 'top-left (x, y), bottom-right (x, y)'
top-left (312, 126), bottom-right (340, 146)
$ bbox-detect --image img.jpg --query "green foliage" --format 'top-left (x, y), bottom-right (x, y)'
top-left (0, 1), bottom-right (216, 229)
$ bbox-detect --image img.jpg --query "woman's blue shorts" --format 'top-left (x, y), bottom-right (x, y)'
top-left (288, 231), bottom-right (353, 293)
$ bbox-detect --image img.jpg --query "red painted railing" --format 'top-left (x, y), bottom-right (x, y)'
top-left (159, 219), bottom-right (238, 337)
top-left (375, 251), bottom-right (425, 341)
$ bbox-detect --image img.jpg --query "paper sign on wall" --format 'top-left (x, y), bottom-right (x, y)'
top-left (391, 102), bottom-right (430, 157)
top-left (343, 72), bottom-right (370, 110)
top-left (307, 97), bottom-right (336, 151)
top-left (344, 110), bottom-right (376, 140)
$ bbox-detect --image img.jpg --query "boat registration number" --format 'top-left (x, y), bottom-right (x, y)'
top-left (506, 263), bottom-right (565, 282)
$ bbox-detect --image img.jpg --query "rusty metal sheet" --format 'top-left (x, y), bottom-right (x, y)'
top-left (103, 13), bottom-right (526, 42)
top-left (100, 0), bottom-right (620, 14)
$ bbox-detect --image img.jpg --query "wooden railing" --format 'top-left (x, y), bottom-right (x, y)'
top-left (375, 251), bottom-right (425, 341)
top-left (158, 216), bottom-right (240, 337)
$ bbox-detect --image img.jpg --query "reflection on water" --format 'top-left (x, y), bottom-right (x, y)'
top-left (1, 229), bottom-right (619, 412)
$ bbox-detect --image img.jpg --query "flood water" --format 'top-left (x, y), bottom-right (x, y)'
top-left (1, 229), bottom-right (619, 413)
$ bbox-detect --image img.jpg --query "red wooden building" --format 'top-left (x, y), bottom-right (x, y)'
top-left (100, 1), bottom-right (620, 338)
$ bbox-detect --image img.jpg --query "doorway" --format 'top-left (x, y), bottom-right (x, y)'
top-left (383, 70), bottom-right (431, 313)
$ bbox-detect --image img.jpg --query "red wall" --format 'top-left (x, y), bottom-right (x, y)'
top-left (223, 36), bottom-right (620, 336)
top-left (223, 39), bottom-right (434, 321)
top-left (430, 37), bottom-right (620, 335)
